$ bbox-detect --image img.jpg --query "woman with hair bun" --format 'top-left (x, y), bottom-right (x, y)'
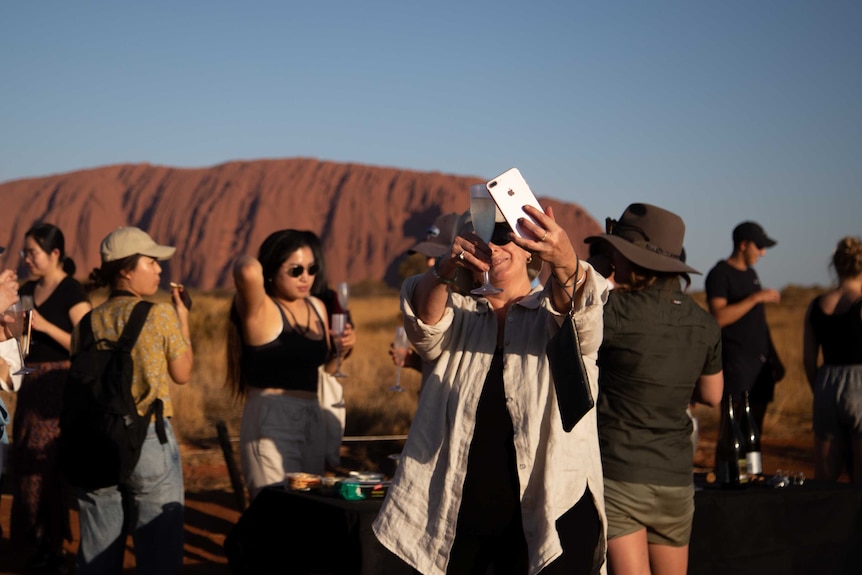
top-left (12, 222), bottom-right (91, 570)
top-left (804, 236), bottom-right (862, 482)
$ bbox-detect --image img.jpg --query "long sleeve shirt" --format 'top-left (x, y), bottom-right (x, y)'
top-left (373, 265), bottom-right (608, 575)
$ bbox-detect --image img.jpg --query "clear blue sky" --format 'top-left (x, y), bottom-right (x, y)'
top-left (2, 1), bottom-right (860, 291)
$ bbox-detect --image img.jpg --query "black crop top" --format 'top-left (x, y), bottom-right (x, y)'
top-left (810, 296), bottom-right (862, 365)
top-left (241, 299), bottom-right (329, 392)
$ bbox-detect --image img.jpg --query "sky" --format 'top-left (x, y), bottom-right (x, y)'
top-left (1, 1), bottom-right (860, 291)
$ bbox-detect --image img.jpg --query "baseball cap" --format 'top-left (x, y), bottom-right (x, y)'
top-left (732, 222), bottom-right (776, 249)
top-left (408, 212), bottom-right (469, 258)
top-left (100, 226), bottom-right (176, 263)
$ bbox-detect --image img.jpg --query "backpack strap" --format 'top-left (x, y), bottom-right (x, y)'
top-left (117, 301), bottom-right (168, 445)
top-left (77, 311), bottom-right (95, 353)
top-left (116, 301), bottom-right (154, 352)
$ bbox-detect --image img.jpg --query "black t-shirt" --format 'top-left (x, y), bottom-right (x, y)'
top-left (704, 260), bottom-right (770, 397)
top-left (20, 276), bottom-right (89, 363)
top-left (809, 296), bottom-right (862, 365)
top-left (598, 279), bottom-right (722, 486)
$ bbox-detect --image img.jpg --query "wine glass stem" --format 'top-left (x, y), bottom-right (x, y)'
top-left (395, 365), bottom-right (402, 389)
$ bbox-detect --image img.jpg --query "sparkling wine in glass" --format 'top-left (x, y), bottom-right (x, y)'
top-left (469, 184), bottom-right (503, 295)
top-left (331, 313), bottom-right (348, 379)
top-left (7, 301), bottom-right (35, 375)
top-left (336, 282), bottom-right (349, 312)
top-left (389, 327), bottom-right (410, 392)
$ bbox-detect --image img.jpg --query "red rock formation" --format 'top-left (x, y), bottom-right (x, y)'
top-left (0, 159), bottom-right (602, 289)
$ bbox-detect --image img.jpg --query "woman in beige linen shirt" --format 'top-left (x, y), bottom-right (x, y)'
top-left (374, 204), bottom-right (608, 575)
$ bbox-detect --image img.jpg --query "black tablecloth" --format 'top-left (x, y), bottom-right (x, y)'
top-left (223, 486), bottom-right (411, 575)
top-left (225, 480), bottom-right (862, 575)
top-left (689, 479), bottom-right (862, 575)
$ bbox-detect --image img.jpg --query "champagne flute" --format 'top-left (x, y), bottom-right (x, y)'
top-left (389, 326), bottom-right (409, 392)
top-left (7, 301), bottom-right (35, 375)
top-left (19, 295), bottom-right (34, 357)
top-left (336, 282), bottom-right (349, 313)
top-left (469, 184), bottom-right (503, 295)
top-left (331, 313), bottom-right (348, 378)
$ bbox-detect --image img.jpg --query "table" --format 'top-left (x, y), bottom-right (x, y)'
top-left (223, 486), bottom-right (412, 575)
top-left (225, 479), bottom-right (862, 575)
top-left (689, 478), bottom-right (862, 575)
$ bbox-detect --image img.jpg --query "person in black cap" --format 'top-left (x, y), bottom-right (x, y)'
top-left (705, 220), bottom-right (782, 433)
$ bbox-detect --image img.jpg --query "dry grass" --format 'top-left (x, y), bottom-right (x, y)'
top-left (690, 285), bottom-right (827, 441)
top-left (0, 284), bottom-right (827, 453)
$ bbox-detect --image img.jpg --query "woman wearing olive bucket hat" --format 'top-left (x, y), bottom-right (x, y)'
top-left (585, 203), bottom-right (724, 575)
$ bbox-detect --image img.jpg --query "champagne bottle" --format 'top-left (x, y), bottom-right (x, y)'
top-left (740, 390), bottom-right (763, 476)
top-left (714, 394), bottom-right (748, 488)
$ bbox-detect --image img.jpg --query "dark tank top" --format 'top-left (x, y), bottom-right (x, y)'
top-left (810, 296), bottom-right (862, 365)
top-left (242, 299), bottom-right (329, 392)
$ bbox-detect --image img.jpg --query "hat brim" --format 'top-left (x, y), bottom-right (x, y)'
top-left (407, 241), bottom-right (449, 259)
top-left (140, 245), bottom-right (177, 261)
top-left (757, 237), bottom-right (777, 249)
top-left (585, 235), bottom-right (700, 275)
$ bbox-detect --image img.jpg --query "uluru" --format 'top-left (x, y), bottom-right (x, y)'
top-left (0, 159), bottom-right (602, 289)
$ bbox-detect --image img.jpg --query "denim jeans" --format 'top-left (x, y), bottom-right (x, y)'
top-left (76, 418), bottom-right (184, 575)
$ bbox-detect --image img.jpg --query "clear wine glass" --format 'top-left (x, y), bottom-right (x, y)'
top-left (469, 184), bottom-right (502, 296)
top-left (336, 282), bottom-right (349, 312)
top-left (331, 313), bottom-right (348, 379)
top-left (7, 301), bottom-right (35, 375)
top-left (389, 326), bottom-right (409, 392)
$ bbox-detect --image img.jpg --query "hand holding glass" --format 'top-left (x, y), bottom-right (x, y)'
top-left (6, 301), bottom-right (35, 375)
top-left (390, 327), bottom-right (410, 392)
top-left (331, 313), bottom-right (348, 378)
top-left (469, 184), bottom-right (502, 295)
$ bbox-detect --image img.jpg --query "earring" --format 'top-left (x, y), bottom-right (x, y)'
top-left (526, 255), bottom-right (533, 264)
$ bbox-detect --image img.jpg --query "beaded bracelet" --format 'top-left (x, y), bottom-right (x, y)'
top-left (432, 259), bottom-right (457, 286)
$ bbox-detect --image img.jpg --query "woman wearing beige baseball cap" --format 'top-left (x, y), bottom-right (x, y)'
top-left (73, 226), bottom-right (192, 574)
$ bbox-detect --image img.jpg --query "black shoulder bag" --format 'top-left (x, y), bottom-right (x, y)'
top-left (546, 267), bottom-right (594, 432)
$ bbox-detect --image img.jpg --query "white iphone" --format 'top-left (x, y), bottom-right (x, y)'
top-left (486, 167), bottom-right (545, 240)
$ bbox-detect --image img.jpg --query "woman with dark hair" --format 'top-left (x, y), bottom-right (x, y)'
top-left (226, 229), bottom-right (355, 500)
top-left (12, 222), bottom-right (91, 570)
top-left (74, 226), bottom-right (192, 575)
top-left (803, 236), bottom-right (862, 482)
top-left (374, 203), bottom-right (607, 575)
top-left (585, 204), bottom-right (723, 575)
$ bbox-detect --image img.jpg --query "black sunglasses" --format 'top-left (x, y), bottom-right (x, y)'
top-left (286, 263), bottom-right (320, 278)
top-left (490, 222), bottom-right (513, 245)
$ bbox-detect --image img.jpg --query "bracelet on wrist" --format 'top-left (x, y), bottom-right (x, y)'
top-left (553, 259), bottom-right (585, 288)
top-left (432, 259), bottom-right (457, 285)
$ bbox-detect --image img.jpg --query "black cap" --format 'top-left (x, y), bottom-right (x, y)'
top-left (732, 221), bottom-right (776, 249)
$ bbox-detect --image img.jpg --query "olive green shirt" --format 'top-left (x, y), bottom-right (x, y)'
top-left (598, 279), bottom-right (722, 486)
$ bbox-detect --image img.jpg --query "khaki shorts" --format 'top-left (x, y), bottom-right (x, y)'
top-left (604, 479), bottom-right (694, 546)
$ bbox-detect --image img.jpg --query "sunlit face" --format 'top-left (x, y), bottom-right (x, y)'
top-left (485, 240), bottom-right (531, 286)
top-left (122, 256), bottom-right (163, 297)
top-left (21, 236), bottom-right (60, 278)
top-left (742, 241), bottom-right (765, 267)
top-left (273, 247), bottom-right (316, 301)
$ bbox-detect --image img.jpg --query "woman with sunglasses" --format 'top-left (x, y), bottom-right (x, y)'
top-left (374, 204), bottom-right (608, 575)
top-left (226, 229), bottom-right (355, 500)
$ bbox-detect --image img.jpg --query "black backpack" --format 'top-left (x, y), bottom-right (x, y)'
top-left (60, 300), bottom-right (168, 489)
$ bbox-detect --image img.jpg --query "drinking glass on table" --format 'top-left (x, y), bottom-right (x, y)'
top-left (469, 184), bottom-right (502, 296)
top-left (6, 300), bottom-right (35, 375)
top-left (390, 327), bottom-right (409, 392)
top-left (331, 313), bottom-right (348, 379)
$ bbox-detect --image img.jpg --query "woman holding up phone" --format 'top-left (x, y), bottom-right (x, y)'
top-left (374, 202), bottom-right (608, 575)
